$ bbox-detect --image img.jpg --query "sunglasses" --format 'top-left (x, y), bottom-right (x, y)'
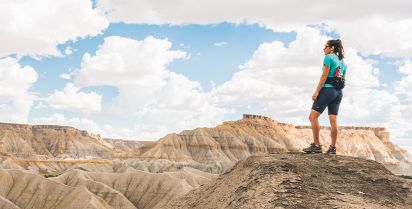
top-left (324, 45), bottom-right (331, 49)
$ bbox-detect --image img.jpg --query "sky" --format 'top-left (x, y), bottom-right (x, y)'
top-left (1, 0), bottom-right (412, 155)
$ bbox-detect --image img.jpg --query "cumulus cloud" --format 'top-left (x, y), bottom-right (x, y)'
top-left (0, 0), bottom-right (108, 58)
top-left (328, 15), bottom-right (412, 58)
top-left (73, 36), bottom-right (226, 139)
top-left (95, 0), bottom-right (412, 57)
top-left (46, 83), bottom-right (102, 114)
top-left (0, 57), bottom-right (37, 123)
top-left (214, 27), bottom-right (329, 122)
top-left (390, 60), bottom-right (412, 148)
top-left (59, 73), bottom-right (72, 80)
top-left (74, 36), bottom-right (186, 87)
top-left (395, 60), bottom-right (412, 97)
top-left (213, 27), bottom-right (408, 142)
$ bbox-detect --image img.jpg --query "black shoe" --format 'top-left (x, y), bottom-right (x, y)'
top-left (326, 146), bottom-right (336, 155)
top-left (303, 143), bottom-right (322, 153)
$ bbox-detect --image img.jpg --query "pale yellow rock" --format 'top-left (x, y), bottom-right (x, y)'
top-left (0, 195), bottom-right (21, 209)
top-left (54, 169), bottom-right (216, 209)
top-left (53, 169), bottom-right (137, 209)
top-left (12, 159), bottom-right (112, 175)
top-left (0, 169), bottom-right (113, 209)
top-left (0, 123), bottom-right (113, 158)
top-left (137, 115), bottom-right (412, 175)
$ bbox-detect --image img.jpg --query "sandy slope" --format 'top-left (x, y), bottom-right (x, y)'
top-left (0, 169), bottom-right (113, 209)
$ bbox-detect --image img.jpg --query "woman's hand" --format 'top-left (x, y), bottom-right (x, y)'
top-left (312, 91), bottom-right (319, 101)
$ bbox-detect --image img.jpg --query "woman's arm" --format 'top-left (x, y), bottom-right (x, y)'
top-left (312, 65), bottom-right (330, 101)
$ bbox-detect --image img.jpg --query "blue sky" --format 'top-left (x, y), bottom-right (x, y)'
top-left (21, 23), bottom-right (296, 94)
top-left (21, 23), bottom-right (298, 127)
top-left (1, 0), bottom-right (412, 155)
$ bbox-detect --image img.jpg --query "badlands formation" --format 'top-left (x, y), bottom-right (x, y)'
top-left (0, 114), bottom-right (411, 208)
top-left (166, 154), bottom-right (412, 209)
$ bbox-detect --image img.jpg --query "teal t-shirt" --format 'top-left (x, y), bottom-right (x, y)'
top-left (322, 53), bottom-right (347, 88)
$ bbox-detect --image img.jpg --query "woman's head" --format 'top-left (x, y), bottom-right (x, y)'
top-left (323, 39), bottom-right (345, 60)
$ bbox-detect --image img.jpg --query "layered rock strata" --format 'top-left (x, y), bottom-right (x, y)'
top-left (136, 114), bottom-right (412, 175)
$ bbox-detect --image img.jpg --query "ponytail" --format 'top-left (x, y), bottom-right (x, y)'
top-left (327, 39), bottom-right (345, 60)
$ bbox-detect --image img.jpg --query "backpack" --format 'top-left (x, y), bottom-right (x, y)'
top-left (325, 66), bottom-right (345, 90)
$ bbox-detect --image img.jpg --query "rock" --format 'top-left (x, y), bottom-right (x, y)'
top-left (0, 169), bottom-right (113, 209)
top-left (165, 153), bottom-right (412, 209)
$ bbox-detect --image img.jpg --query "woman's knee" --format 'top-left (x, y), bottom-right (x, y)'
top-left (309, 111), bottom-right (320, 122)
top-left (329, 115), bottom-right (338, 126)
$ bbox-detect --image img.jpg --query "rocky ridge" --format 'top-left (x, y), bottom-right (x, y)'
top-left (0, 122), bottom-right (113, 159)
top-left (166, 153), bottom-right (412, 209)
top-left (136, 114), bottom-right (412, 175)
top-left (0, 115), bottom-right (411, 208)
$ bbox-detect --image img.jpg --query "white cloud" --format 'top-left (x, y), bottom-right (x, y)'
top-left (395, 60), bottom-right (412, 98)
top-left (64, 46), bottom-right (73, 56)
top-left (0, 0), bottom-right (108, 58)
top-left (46, 83), bottom-right (102, 114)
top-left (213, 27), bottom-right (328, 121)
top-left (59, 73), bottom-right (72, 80)
top-left (32, 113), bottom-right (103, 134)
top-left (214, 42), bottom-right (227, 47)
top-left (74, 36), bottom-right (186, 87)
top-left (0, 57), bottom-right (37, 123)
top-left (213, 27), bottom-right (410, 149)
top-left (96, 0), bottom-right (412, 57)
top-left (390, 60), bottom-right (412, 150)
top-left (328, 15), bottom-right (412, 57)
top-left (73, 36), bottom-right (226, 139)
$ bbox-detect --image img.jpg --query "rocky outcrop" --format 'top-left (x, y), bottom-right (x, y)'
top-left (53, 169), bottom-right (138, 209)
top-left (53, 167), bottom-right (216, 209)
top-left (0, 115), bottom-right (411, 209)
top-left (0, 122), bottom-right (113, 158)
top-left (0, 164), bottom-right (216, 209)
top-left (104, 138), bottom-right (151, 158)
top-left (136, 114), bottom-right (412, 175)
top-left (11, 159), bottom-right (113, 174)
top-left (166, 154), bottom-right (412, 209)
top-left (0, 169), bottom-right (114, 209)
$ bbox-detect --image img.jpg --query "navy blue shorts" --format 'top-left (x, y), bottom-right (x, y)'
top-left (312, 87), bottom-right (343, 115)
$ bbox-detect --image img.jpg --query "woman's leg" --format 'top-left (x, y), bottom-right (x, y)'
top-left (327, 89), bottom-right (342, 147)
top-left (309, 109), bottom-right (321, 145)
top-left (328, 114), bottom-right (338, 147)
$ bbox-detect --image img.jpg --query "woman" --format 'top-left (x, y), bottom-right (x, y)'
top-left (303, 39), bottom-right (346, 155)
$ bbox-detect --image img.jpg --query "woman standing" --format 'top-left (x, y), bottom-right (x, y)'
top-left (303, 39), bottom-right (346, 155)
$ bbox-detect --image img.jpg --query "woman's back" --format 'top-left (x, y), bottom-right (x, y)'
top-left (323, 53), bottom-right (347, 88)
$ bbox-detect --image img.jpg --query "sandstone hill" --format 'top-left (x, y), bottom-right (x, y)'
top-left (0, 166), bottom-right (216, 209)
top-left (0, 123), bottom-right (113, 159)
top-left (0, 115), bottom-right (410, 175)
top-left (166, 153), bottom-right (412, 209)
top-left (0, 169), bottom-right (114, 209)
top-left (136, 114), bottom-right (412, 175)
top-left (0, 115), bottom-right (411, 209)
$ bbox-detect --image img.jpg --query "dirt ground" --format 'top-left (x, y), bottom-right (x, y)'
top-left (165, 153), bottom-right (412, 209)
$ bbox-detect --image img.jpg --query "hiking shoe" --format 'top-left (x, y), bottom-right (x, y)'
top-left (326, 146), bottom-right (337, 155)
top-left (303, 143), bottom-right (322, 153)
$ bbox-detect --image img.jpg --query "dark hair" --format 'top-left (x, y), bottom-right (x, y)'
top-left (327, 39), bottom-right (345, 60)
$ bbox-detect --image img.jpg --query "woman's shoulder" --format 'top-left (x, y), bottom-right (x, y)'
top-left (325, 53), bottom-right (339, 59)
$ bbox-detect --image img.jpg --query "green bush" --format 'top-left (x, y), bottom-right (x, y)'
top-left (400, 175), bottom-right (412, 179)
top-left (44, 174), bottom-right (59, 178)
